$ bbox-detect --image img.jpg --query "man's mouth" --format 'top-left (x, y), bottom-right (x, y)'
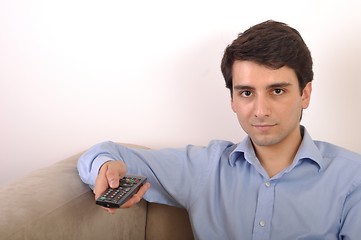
top-left (251, 124), bottom-right (277, 131)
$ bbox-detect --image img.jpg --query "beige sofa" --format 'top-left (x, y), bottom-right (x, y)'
top-left (0, 144), bottom-right (194, 240)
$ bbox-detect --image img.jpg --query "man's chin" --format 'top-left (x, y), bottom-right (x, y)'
top-left (250, 136), bottom-right (279, 147)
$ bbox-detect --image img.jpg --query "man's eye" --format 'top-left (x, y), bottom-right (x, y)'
top-left (273, 89), bottom-right (284, 95)
top-left (241, 90), bottom-right (252, 97)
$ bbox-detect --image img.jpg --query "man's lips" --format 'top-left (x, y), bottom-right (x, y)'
top-left (251, 124), bottom-right (277, 131)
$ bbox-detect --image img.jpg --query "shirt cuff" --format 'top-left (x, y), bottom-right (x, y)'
top-left (88, 155), bottom-right (116, 189)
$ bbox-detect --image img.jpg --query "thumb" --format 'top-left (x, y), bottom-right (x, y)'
top-left (106, 162), bottom-right (122, 188)
top-left (108, 176), bottom-right (119, 188)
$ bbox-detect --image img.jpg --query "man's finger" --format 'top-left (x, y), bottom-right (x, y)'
top-left (121, 182), bottom-right (151, 208)
top-left (135, 182), bottom-right (151, 198)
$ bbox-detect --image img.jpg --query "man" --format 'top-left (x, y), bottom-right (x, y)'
top-left (78, 20), bottom-right (361, 239)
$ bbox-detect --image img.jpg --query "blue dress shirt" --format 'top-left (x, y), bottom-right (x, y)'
top-left (77, 127), bottom-right (361, 240)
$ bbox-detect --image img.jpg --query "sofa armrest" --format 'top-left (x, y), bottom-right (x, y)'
top-left (0, 150), bottom-right (147, 240)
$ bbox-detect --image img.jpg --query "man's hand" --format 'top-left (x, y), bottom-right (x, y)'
top-left (94, 160), bottom-right (151, 214)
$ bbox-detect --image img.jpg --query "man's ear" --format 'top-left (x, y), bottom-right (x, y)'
top-left (301, 82), bottom-right (312, 109)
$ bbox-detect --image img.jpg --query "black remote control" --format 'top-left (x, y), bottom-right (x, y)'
top-left (96, 175), bottom-right (147, 208)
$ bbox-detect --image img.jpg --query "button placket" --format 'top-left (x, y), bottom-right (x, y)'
top-left (252, 180), bottom-right (275, 240)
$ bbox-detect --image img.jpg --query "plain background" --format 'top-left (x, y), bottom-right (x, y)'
top-left (1, 0), bottom-right (360, 185)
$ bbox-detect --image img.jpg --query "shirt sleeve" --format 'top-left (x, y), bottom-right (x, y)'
top-left (339, 179), bottom-right (361, 239)
top-left (77, 140), bottom-right (233, 208)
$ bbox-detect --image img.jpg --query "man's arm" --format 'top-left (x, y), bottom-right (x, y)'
top-left (339, 182), bottom-right (361, 239)
top-left (78, 140), bottom-right (233, 210)
top-left (78, 140), bottom-right (194, 213)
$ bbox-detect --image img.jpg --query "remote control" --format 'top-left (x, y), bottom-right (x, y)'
top-left (96, 175), bottom-right (147, 208)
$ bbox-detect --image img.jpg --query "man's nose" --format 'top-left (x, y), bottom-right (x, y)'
top-left (254, 95), bottom-right (271, 118)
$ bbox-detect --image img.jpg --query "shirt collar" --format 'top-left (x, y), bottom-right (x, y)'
top-left (229, 126), bottom-right (325, 171)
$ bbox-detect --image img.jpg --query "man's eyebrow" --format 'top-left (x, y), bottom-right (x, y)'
top-left (233, 82), bottom-right (292, 90)
top-left (233, 85), bottom-right (255, 90)
top-left (267, 82), bottom-right (292, 89)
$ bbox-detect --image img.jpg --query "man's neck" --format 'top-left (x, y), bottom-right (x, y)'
top-left (252, 127), bottom-right (303, 178)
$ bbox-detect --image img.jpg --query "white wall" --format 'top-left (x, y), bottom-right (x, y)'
top-left (1, 0), bottom-right (360, 185)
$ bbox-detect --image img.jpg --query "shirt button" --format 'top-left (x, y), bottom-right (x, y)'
top-left (259, 220), bottom-right (266, 227)
top-left (265, 181), bottom-right (271, 187)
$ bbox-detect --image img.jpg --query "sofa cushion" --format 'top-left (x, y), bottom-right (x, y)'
top-left (146, 203), bottom-right (194, 240)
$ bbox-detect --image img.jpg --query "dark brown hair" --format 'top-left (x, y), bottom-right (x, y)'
top-left (221, 20), bottom-right (313, 96)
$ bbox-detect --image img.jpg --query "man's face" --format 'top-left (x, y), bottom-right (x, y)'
top-left (231, 60), bottom-right (312, 149)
